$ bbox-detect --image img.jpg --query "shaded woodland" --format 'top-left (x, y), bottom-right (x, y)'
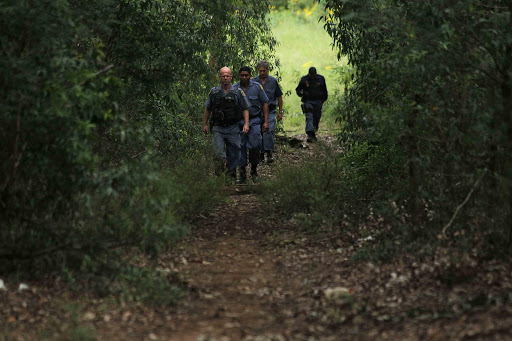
top-left (1, 1), bottom-right (511, 338)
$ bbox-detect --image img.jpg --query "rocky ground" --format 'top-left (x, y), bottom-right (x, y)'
top-left (2, 133), bottom-right (512, 340)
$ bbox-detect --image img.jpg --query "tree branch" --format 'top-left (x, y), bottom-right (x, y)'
top-left (441, 169), bottom-right (488, 238)
top-left (1, 102), bottom-right (24, 195)
top-left (76, 64), bottom-right (114, 88)
top-left (0, 242), bottom-right (73, 260)
top-left (0, 237), bottom-right (140, 260)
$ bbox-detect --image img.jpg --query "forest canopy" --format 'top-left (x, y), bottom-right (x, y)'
top-left (320, 0), bottom-right (512, 253)
top-left (0, 0), bottom-right (276, 280)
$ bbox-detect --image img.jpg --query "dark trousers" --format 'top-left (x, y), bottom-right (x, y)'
top-left (303, 100), bottom-right (323, 133)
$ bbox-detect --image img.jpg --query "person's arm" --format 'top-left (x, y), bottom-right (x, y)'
top-left (258, 84), bottom-right (270, 130)
top-left (277, 96), bottom-right (283, 121)
top-left (242, 109), bottom-right (249, 134)
top-left (322, 77), bottom-right (328, 103)
top-left (262, 102), bottom-right (269, 131)
top-left (295, 79), bottom-right (304, 97)
top-left (202, 107), bottom-right (211, 134)
top-left (238, 89), bottom-right (250, 134)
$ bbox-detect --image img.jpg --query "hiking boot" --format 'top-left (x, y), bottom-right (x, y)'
top-left (236, 167), bottom-right (247, 184)
top-left (250, 166), bottom-right (259, 183)
top-left (266, 151), bottom-right (274, 163)
top-left (260, 152), bottom-right (266, 163)
top-left (307, 132), bottom-right (316, 143)
top-left (225, 169), bottom-right (236, 185)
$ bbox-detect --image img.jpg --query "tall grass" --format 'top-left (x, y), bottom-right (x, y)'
top-left (270, 5), bottom-right (348, 134)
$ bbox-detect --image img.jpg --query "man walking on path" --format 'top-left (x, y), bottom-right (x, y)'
top-left (252, 60), bottom-right (283, 163)
top-left (296, 67), bottom-right (328, 142)
top-left (234, 66), bottom-right (269, 183)
top-left (203, 67), bottom-right (250, 181)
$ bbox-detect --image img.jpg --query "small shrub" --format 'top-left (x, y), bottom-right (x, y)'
top-left (259, 143), bottom-right (350, 228)
top-left (42, 302), bottom-right (96, 341)
top-left (114, 266), bottom-right (184, 307)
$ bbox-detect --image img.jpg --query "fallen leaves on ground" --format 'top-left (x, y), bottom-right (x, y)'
top-left (1, 133), bottom-right (511, 340)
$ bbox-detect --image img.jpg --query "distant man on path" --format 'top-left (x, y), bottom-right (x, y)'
top-left (234, 66), bottom-right (269, 183)
top-left (253, 60), bottom-right (283, 163)
top-left (203, 67), bottom-right (250, 181)
top-left (296, 67), bottom-right (328, 142)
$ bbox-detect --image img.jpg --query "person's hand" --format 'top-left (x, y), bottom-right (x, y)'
top-left (243, 123), bottom-right (249, 134)
top-left (277, 112), bottom-right (283, 121)
top-left (202, 124), bottom-right (209, 135)
top-left (263, 121), bottom-right (269, 132)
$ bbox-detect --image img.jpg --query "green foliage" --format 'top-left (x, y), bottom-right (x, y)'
top-left (1, 0), bottom-right (108, 231)
top-left (137, 152), bottom-right (227, 224)
top-left (259, 144), bottom-right (350, 228)
top-left (259, 138), bottom-right (406, 233)
top-left (322, 0), bottom-right (512, 252)
top-left (341, 140), bottom-right (406, 199)
top-left (41, 302), bottom-right (96, 341)
top-left (272, 0), bottom-right (327, 11)
top-left (0, 0), bottom-right (276, 299)
top-left (114, 265), bottom-right (184, 306)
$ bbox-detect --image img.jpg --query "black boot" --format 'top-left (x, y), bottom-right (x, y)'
top-left (225, 168), bottom-right (236, 184)
top-left (266, 151), bottom-right (274, 163)
top-left (236, 167), bottom-right (247, 184)
top-left (307, 131), bottom-right (316, 143)
top-left (249, 149), bottom-right (261, 167)
top-left (250, 165), bottom-right (259, 183)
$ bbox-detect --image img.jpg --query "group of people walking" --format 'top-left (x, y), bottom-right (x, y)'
top-left (203, 60), bottom-right (328, 183)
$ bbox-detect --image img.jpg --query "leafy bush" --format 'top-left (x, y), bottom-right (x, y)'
top-left (43, 302), bottom-right (96, 341)
top-left (0, 0), bottom-right (276, 299)
top-left (114, 265), bottom-right (184, 307)
top-left (322, 0), bottom-right (512, 253)
top-left (259, 143), bottom-right (352, 229)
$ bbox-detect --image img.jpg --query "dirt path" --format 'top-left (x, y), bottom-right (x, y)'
top-left (151, 136), bottom-right (336, 340)
top-left (152, 134), bottom-right (512, 341)
top-left (165, 190), bottom-right (287, 340)
top-left (3, 134), bottom-right (512, 340)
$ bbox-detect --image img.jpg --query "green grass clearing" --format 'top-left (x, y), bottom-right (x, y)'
top-left (269, 6), bottom-right (348, 135)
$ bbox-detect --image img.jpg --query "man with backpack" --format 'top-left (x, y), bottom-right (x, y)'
top-left (296, 67), bottom-right (328, 142)
top-left (203, 67), bottom-right (250, 181)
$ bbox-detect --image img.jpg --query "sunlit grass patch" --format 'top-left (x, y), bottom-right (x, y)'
top-left (270, 9), bottom-right (348, 134)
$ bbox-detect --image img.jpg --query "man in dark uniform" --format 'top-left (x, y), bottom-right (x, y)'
top-left (295, 67), bottom-right (328, 142)
top-left (234, 66), bottom-right (269, 183)
top-left (253, 60), bottom-right (283, 163)
top-left (203, 67), bottom-right (250, 180)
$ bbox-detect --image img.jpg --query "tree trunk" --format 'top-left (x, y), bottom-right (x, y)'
top-left (502, 43), bottom-right (512, 247)
top-left (408, 96), bottom-right (421, 226)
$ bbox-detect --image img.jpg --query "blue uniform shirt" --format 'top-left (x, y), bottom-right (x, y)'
top-left (205, 85), bottom-right (250, 112)
top-left (233, 80), bottom-right (269, 118)
top-left (252, 75), bottom-right (283, 110)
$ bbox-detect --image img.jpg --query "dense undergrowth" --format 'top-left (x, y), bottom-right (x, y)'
top-left (0, 0), bottom-right (275, 303)
top-left (2, 0), bottom-right (511, 309)
top-left (263, 0), bottom-right (512, 261)
top-left (323, 0), bottom-right (512, 257)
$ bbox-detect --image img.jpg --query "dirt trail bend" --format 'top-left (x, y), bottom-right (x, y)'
top-left (161, 135), bottom-right (352, 341)
top-left (157, 134), bottom-right (512, 341)
top-left (165, 184), bottom-right (300, 340)
top-left (4, 134), bottom-right (511, 340)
